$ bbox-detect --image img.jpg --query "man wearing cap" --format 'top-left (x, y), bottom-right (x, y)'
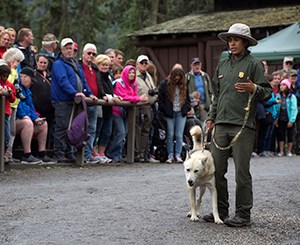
top-left (186, 57), bottom-right (212, 120)
top-left (16, 67), bottom-right (56, 164)
top-left (51, 38), bottom-right (97, 163)
top-left (281, 56), bottom-right (294, 73)
top-left (16, 28), bottom-right (36, 69)
top-left (135, 55), bottom-right (157, 162)
top-left (204, 23), bottom-right (272, 227)
top-left (39, 33), bottom-right (59, 73)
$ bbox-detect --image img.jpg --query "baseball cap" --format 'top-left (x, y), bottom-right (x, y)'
top-left (73, 42), bottom-right (78, 51)
top-left (60, 38), bottom-right (74, 48)
top-left (137, 55), bottom-right (149, 64)
top-left (191, 57), bottom-right (201, 64)
top-left (289, 69), bottom-right (298, 76)
top-left (42, 33), bottom-right (59, 46)
top-left (283, 57), bottom-right (294, 63)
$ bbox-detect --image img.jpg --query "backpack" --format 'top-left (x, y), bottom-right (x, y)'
top-left (67, 99), bottom-right (90, 149)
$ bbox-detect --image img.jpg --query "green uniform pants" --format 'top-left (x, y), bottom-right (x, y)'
top-left (211, 124), bottom-right (254, 219)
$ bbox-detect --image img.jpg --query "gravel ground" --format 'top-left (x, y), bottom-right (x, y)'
top-left (0, 156), bottom-right (299, 245)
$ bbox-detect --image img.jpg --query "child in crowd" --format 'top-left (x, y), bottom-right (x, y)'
top-left (274, 79), bottom-right (298, 157)
top-left (108, 65), bottom-right (148, 162)
top-left (0, 61), bottom-right (16, 162)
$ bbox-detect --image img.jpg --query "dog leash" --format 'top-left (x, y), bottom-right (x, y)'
top-left (212, 88), bottom-right (255, 151)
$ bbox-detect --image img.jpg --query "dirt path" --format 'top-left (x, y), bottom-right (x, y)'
top-left (1, 157), bottom-right (299, 245)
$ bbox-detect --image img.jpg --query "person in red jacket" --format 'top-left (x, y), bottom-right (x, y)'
top-left (0, 61), bottom-right (16, 158)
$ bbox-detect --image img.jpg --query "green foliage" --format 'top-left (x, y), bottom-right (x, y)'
top-left (0, 0), bottom-right (30, 28)
top-left (1, 0), bottom-right (213, 60)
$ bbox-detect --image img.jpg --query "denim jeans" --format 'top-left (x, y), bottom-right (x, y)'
top-left (94, 115), bottom-right (113, 147)
top-left (259, 119), bottom-right (275, 153)
top-left (108, 115), bottom-right (127, 160)
top-left (52, 101), bottom-right (75, 158)
top-left (4, 115), bottom-right (10, 151)
top-left (164, 111), bottom-right (186, 156)
top-left (84, 106), bottom-right (97, 159)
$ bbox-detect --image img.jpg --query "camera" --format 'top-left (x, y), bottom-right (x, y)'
top-left (14, 79), bottom-right (26, 101)
top-left (148, 88), bottom-right (159, 96)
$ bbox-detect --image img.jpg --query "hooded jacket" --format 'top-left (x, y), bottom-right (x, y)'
top-left (16, 83), bottom-right (39, 121)
top-left (112, 65), bottom-right (140, 116)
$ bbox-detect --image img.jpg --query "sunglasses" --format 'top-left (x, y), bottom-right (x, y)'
top-left (140, 61), bottom-right (148, 65)
top-left (285, 61), bottom-right (293, 65)
top-left (87, 51), bottom-right (97, 57)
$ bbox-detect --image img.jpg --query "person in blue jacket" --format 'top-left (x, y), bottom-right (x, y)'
top-left (16, 67), bottom-right (56, 164)
top-left (51, 38), bottom-right (97, 163)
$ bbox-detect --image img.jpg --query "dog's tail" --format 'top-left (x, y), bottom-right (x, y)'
top-left (189, 125), bottom-right (203, 151)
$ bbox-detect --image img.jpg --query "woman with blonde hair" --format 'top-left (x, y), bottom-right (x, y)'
top-left (3, 48), bottom-right (25, 162)
top-left (93, 54), bottom-right (121, 163)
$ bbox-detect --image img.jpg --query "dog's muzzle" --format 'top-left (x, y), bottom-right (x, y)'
top-left (188, 180), bottom-right (194, 186)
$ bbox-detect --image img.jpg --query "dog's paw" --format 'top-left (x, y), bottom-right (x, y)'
top-left (187, 211), bottom-right (192, 217)
top-left (214, 218), bottom-right (224, 224)
top-left (190, 216), bottom-right (199, 222)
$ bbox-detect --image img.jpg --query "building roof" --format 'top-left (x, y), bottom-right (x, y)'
top-left (130, 5), bottom-right (300, 37)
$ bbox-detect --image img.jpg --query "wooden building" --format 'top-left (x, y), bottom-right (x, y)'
top-left (130, 3), bottom-right (300, 81)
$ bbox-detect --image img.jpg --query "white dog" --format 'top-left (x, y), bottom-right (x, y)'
top-left (184, 125), bottom-right (223, 224)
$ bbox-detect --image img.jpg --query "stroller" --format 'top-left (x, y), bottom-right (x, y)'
top-left (151, 111), bottom-right (190, 163)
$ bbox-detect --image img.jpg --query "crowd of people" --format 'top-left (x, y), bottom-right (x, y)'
top-left (0, 25), bottom-right (300, 167)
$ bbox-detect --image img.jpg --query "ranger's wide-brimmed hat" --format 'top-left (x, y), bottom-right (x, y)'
top-left (218, 23), bottom-right (258, 46)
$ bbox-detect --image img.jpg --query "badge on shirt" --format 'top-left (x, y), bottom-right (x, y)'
top-left (238, 72), bottom-right (245, 79)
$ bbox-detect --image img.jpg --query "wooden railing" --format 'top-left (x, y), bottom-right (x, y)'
top-left (0, 91), bottom-right (10, 172)
top-left (76, 97), bottom-right (148, 166)
top-left (0, 95), bottom-right (148, 172)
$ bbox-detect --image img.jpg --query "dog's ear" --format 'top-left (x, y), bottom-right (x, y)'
top-left (186, 151), bottom-right (191, 160)
top-left (200, 156), bottom-right (208, 164)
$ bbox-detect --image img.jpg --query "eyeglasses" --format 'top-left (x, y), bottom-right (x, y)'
top-left (87, 52), bottom-right (97, 57)
top-left (285, 61), bottom-right (293, 65)
top-left (140, 61), bottom-right (148, 65)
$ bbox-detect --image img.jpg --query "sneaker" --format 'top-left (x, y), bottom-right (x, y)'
top-left (41, 155), bottom-right (57, 164)
top-left (85, 156), bottom-right (100, 164)
top-left (277, 152), bottom-right (284, 157)
top-left (102, 155), bottom-right (112, 163)
top-left (98, 155), bottom-right (112, 164)
top-left (21, 155), bottom-right (42, 164)
top-left (92, 153), bottom-right (100, 158)
top-left (287, 152), bottom-right (293, 157)
top-left (258, 151), bottom-right (269, 157)
top-left (149, 157), bottom-right (159, 163)
top-left (175, 154), bottom-right (183, 163)
top-left (7, 156), bottom-right (20, 163)
top-left (166, 155), bottom-right (174, 163)
top-left (251, 152), bottom-right (258, 157)
top-left (54, 155), bottom-right (68, 163)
